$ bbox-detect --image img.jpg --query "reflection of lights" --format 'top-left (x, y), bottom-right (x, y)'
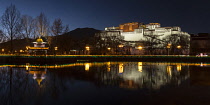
top-left (107, 62), bottom-right (111, 72)
top-left (85, 63), bottom-right (90, 71)
top-left (177, 65), bottom-right (182, 71)
top-left (41, 76), bottom-right (45, 79)
top-left (33, 76), bottom-right (36, 79)
top-left (26, 63), bottom-right (30, 70)
top-left (200, 62), bottom-right (203, 67)
top-left (119, 63), bottom-right (123, 73)
top-left (138, 62), bottom-right (142, 72)
top-left (26, 65), bottom-right (29, 70)
top-left (167, 66), bottom-right (172, 76)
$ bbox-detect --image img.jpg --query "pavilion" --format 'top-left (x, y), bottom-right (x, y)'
top-left (28, 37), bottom-right (49, 55)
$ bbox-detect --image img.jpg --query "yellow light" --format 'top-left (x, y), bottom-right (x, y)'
top-left (54, 47), bottom-right (58, 50)
top-left (26, 63), bottom-right (30, 70)
top-left (167, 43), bottom-right (171, 48)
top-left (2, 49), bottom-right (4, 52)
top-left (85, 46), bottom-right (90, 51)
top-left (30, 47), bottom-right (49, 50)
top-left (85, 63), bottom-right (90, 71)
top-left (118, 45), bottom-right (123, 48)
top-left (26, 46), bottom-right (30, 50)
top-left (108, 47), bottom-right (111, 50)
top-left (177, 45), bottom-right (181, 49)
top-left (177, 65), bottom-right (181, 71)
top-left (167, 66), bottom-right (172, 76)
top-left (138, 46), bottom-right (142, 50)
top-left (138, 62), bottom-right (142, 72)
top-left (107, 62), bottom-right (111, 72)
top-left (26, 66), bottom-right (29, 70)
top-left (167, 46), bottom-right (170, 48)
top-left (119, 63), bottom-right (123, 73)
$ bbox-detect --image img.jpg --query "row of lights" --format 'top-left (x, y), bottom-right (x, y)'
top-left (85, 46), bottom-right (111, 51)
top-left (167, 43), bottom-right (181, 49)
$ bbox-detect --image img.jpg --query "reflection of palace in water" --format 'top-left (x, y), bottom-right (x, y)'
top-left (1, 62), bottom-right (209, 89)
top-left (84, 62), bottom-right (190, 89)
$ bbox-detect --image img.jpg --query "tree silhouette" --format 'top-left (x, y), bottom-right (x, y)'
top-left (1, 4), bottom-right (21, 53)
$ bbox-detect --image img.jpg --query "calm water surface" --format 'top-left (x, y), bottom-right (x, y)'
top-left (0, 62), bottom-right (210, 105)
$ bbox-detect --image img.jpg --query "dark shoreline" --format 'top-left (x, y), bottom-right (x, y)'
top-left (0, 55), bottom-right (209, 64)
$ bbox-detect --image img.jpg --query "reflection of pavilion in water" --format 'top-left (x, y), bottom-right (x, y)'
top-left (26, 64), bottom-right (47, 86)
top-left (91, 62), bottom-right (190, 89)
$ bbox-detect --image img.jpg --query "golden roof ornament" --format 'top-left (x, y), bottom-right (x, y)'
top-left (36, 37), bottom-right (43, 43)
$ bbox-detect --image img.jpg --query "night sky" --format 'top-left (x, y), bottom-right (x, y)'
top-left (1, 0), bottom-right (210, 34)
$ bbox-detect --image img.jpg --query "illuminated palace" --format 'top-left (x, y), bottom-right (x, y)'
top-left (28, 37), bottom-right (49, 55)
top-left (96, 22), bottom-right (190, 54)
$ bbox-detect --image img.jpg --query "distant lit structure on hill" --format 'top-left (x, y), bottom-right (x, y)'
top-left (104, 22), bottom-right (189, 42)
top-left (190, 33), bottom-right (210, 56)
top-left (95, 22), bottom-right (190, 55)
top-left (28, 37), bottom-right (49, 55)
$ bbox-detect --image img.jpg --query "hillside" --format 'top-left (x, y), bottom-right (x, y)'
top-left (0, 28), bottom-right (101, 54)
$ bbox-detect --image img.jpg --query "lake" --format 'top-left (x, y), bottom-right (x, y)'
top-left (0, 61), bottom-right (210, 105)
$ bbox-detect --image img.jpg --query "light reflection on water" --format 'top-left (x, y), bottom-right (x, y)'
top-left (0, 62), bottom-right (210, 105)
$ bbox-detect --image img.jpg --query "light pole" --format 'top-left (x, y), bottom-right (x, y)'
top-left (107, 47), bottom-right (111, 55)
top-left (2, 49), bottom-right (4, 54)
top-left (85, 46), bottom-right (90, 55)
top-left (177, 45), bottom-right (181, 55)
top-left (167, 44), bottom-right (171, 55)
top-left (118, 45), bottom-right (123, 55)
top-left (138, 46), bottom-right (143, 55)
top-left (54, 47), bottom-right (58, 55)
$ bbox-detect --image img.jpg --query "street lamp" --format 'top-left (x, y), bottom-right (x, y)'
top-left (85, 46), bottom-right (90, 55)
top-left (54, 47), bottom-right (58, 55)
top-left (54, 47), bottom-right (58, 50)
top-left (118, 45), bottom-right (123, 48)
top-left (167, 43), bottom-right (171, 55)
top-left (138, 46), bottom-right (143, 50)
top-left (138, 46), bottom-right (143, 55)
top-left (118, 45), bottom-right (123, 54)
top-left (85, 46), bottom-right (90, 51)
top-left (177, 45), bottom-right (181, 55)
top-left (177, 45), bottom-right (181, 49)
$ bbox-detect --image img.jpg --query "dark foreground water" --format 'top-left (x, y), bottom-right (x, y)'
top-left (0, 61), bottom-right (210, 105)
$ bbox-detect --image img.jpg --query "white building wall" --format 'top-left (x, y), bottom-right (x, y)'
top-left (121, 28), bottom-right (144, 41)
top-left (104, 23), bottom-right (190, 42)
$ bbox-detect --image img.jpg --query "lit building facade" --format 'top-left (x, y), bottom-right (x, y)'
top-left (28, 37), bottom-right (49, 55)
top-left (96, 22), bottom-right (190, 55)
top-left (104, 22), bottom-right (190, 42)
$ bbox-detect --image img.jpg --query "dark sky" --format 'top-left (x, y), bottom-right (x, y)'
top-left (1, 0), bottom-right (210, 34)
